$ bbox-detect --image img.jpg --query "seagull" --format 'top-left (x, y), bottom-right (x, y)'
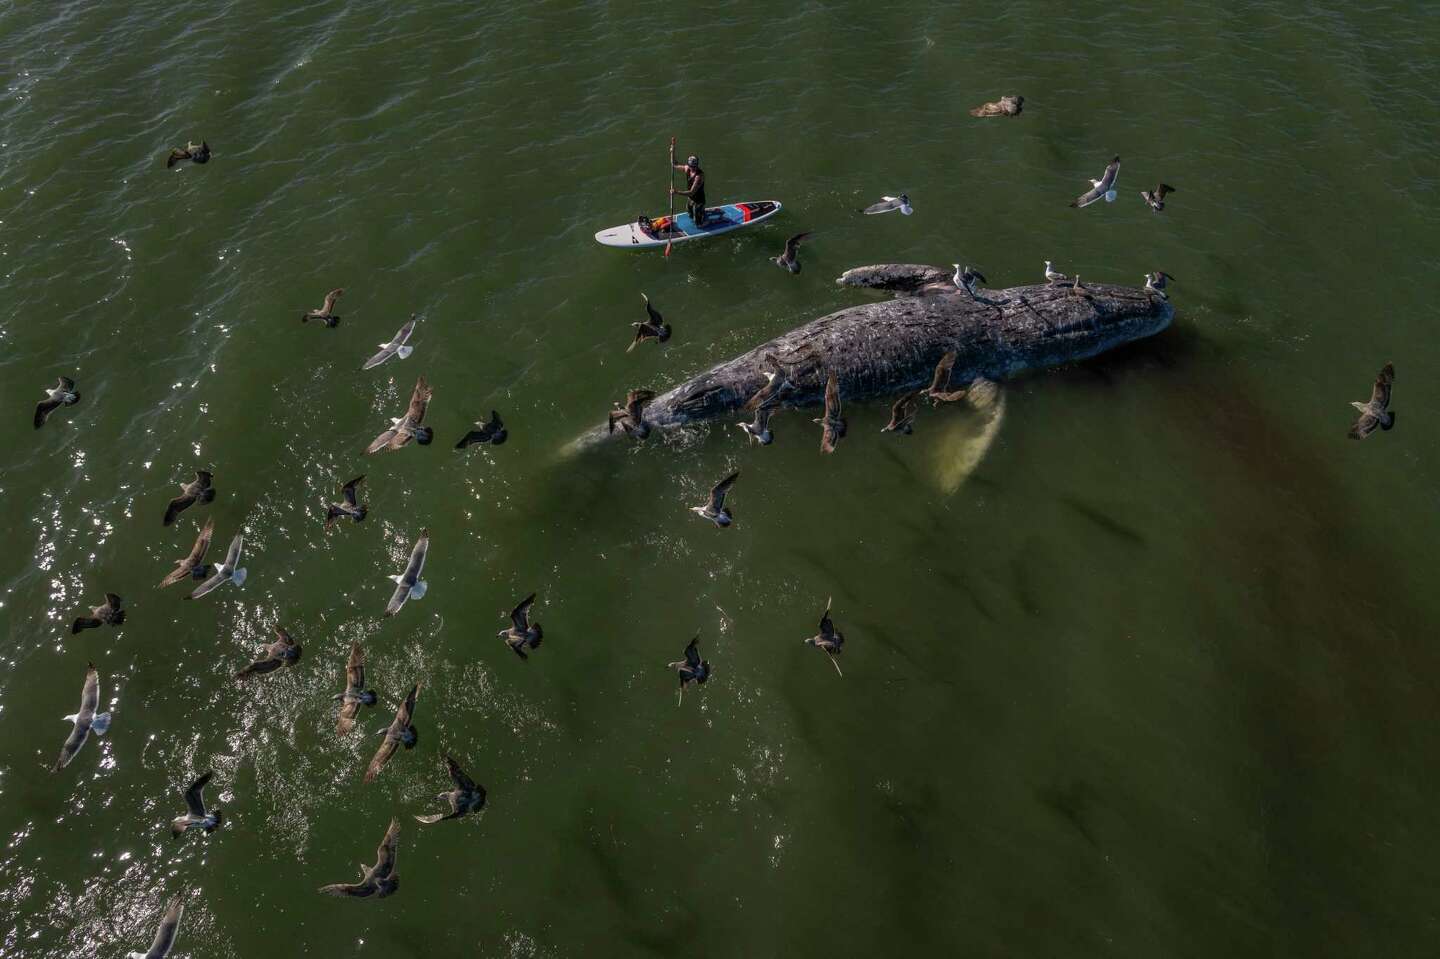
top-left (165, 141), bottom-right (210, 168)
top-left (1069, 274), bottom-right (1086, 297)
top-left (667, 634), bottom-right (711, 705)
top-left (366, 377), bottom-right (433, 453)
top-left (738, 405), bottom-right (777, 446)
top-left (414, 755), bottom-right (486, 824)
top-left (301, 288), bottom-right (344, 327)
top-left (126, 893), bottom-right (185, 959)
top-left (924, 351), bottom-right (964, 405)
top-left (318, 818), bottom-right (401, 898)
top-left (691, 471), bottom-right (739, 527)
top-left (54, 663), bottom-right (110, 771)
top-left (629, 294), bottom-right (671, 351)
top-left (1070, 156), bottom-right (1120, 208)
top-left (234, 625), bottom-right (303, 679)
top-left (361, 314), bottom-right (417, 370)
top-left (364, 684), bottom-right (419, 783)
top-left (325, 475), bottom-right (368, 528)
top-left (968, 94), bottom-right (1024, 117)
top-left (608, 388), bottom-right (655, 439)
top-left (814, 372), bottom-right (846, 453)
top-left (455, 410), bottom-right (507, 448)
top-left (1348, 363), bottom-right (1396, 440)
top-left (882, 391), bottom-right (921, 434)
top-left (953, 264), bottom-right (986, 297)
top-left (498, 592), bottom-right (543, 660)
top-left (170, 771), bottom-right (223, 836)
top-left (773, 232), bottom-right (811, 273)
top-left (186, 532), bottom-right (245, 600)
top-left (158, 517), bottom-right (215, 588)
top-left (804, 598), bottom-right (845, 676)
top-left (383, 529), bottom-right (428, 617)
top-left (861, 194), bottom-right (912, 215)
top-left (1143, 271), bottom-right (1173, 298)
top-left (162, 470), bottom-right (215, 527)
top-left (1140, 183), bottom-right (1175, 212)
top-left (1044, 261), bottom-right (1069, 285)
top-left (742, 353), bottom-right (794, 412)
top-left (334, 641), bottom-right (378, 735)
top-left (34, 377), bottom-right (80, 429)
top-left (72, 593), bottom-right (125, 634)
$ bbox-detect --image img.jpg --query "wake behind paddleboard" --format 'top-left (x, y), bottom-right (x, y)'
top-left (594, 201), bottom-right (781, 249)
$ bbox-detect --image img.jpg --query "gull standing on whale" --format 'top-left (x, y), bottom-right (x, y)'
top-left (384, 529), bottom-right (428, 617)
top-left (364, 685), bottom-right (420, 783)
top-left (318, 818), bottom-right (401, 898)
top-left (1044, 261), bottom-right (1069, 285)
top-left (158, 517), bottom-right (214, 588)
top-left (691, 471), bottom-right (739, 527)
top-left (361, 314), bottom-right (417, 370)
top-left (1143, 271), bottom-right (1173, 298)
top-left (54, 663), bottom-right (111, 771)
top-left (34, 376), bottom-right (80, 429)
top-left (1070, 156), bottom-right (1120, 208)
top-left (861, 194), bottom-right (912, 215)
top-left (953, 264), bottom-right (987, 298)
top-left (126, 893), bottom-right (185, 959)
top-left (1348, 363), bottom-right (1396, 440)
top-left (334, 641), bottom-right (378, 734)
top-left (301, 288), bottom-right (344, 327)
top-left (162, 470), bottom-right (215, 527)
top-left (366, 377), bottom-right (433, 453)
top-left (170, 771), bottom-right (223, 836)
top-left (186, 532), bottom-right (246, 600)
top-left (414, 755), bottom-right (486, 823)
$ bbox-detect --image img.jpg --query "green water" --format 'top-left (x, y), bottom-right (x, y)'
top-left (3, 1), bottom-right (1439, 955)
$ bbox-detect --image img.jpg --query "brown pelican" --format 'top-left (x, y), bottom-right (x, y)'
top-left (126, 893), bottom-right (184, 958)
top-left (162, 470), bottom-right (215, 527)
top-left (414, 756), bottom-right (486, 824)
top-left (170, 771), bottom-right (222, 836)
top-left (234, 626), bottom-right (302, 679)
top-left (325, 475), bottom-right (367, 528)
top-left (498, 592), bottom-right (543, 660)
top-left (1070, 156), bottom-right (1120, 208)
top-left (383, 529), bottom-right (428, 617)
top-left (629, 294), bottom-right (671, 351)
top-left (318, 818), bottom-right (401, 898)
top-left (54, 663), bottom-right (110, 771)
top-left (185, 532), bottom-right (245, 599)
top-left (334, 641), bottom-right (377, 735)
top-left (165, 141), bottom-right (210, 168)
top-left (1140, 183), bottom-right (1175, 212)
top-left (608, 389), bottom-right (656, 438)
top-left (72, 593), bottom-right (125, 633)
top-left (363, 684), bottom-right (419, 783)
top-left (365, 377), bottom-right (433, 453)
top-left (1348, 363), bottom-right (1396, 439)
top-left (667, 634), bottom-right (711, 705)
top-left (691, 471), bottom-right (739, 528)
top-left (361, 315), bottom-right (417, 370)
top-left (881, 391), bottom-right (921, 434)
top-left (158, 517), bottom-right (214, 587)
top-left (813, 373), bottom-right (846, 453)
top-left (301, 288), bottom-right (343, 327)
top-left (804, 598), bottom-right (845, 676)
top-left (455, 411), bottom-right (507, 448)
top-left (34, 377), bottom-right (80, 429)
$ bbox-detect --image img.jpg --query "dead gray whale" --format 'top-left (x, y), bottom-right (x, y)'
top-left (572, 264), bottom-right (1173, 447)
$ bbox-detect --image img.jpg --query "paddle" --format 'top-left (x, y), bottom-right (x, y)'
top-left (664, 136), bottom-right (676, 258)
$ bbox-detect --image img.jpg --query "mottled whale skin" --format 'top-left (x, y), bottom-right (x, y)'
top-left (579, 265), bottom-right (1173, 443)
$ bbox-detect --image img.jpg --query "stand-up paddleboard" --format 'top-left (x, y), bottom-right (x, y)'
top-left (595, 201), bottom-right (782, 249)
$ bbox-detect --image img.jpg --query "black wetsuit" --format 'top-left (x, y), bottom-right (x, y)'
top-left (677, 167), bottom-right (706, 225)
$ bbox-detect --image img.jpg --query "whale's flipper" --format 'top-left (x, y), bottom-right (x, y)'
top-left (931, 382), bottom-right (1006, 494)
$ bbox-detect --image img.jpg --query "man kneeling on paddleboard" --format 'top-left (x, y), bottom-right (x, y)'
top-left (670, 147), bottom-right (707, 227)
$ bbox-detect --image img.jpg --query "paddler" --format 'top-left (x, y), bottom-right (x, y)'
top-left (669, 145), bottom-right (707, 227)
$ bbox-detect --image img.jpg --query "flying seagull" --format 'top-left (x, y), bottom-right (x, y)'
top-left (158, 517), bottom-right (214, 588)
top-left (365, 377), bottom-right (433, 453)
top-left (126, 893), bottom-right (185, 959)
top-left (629, 294), bottom-right (671, 351)
top-left (968, 94), bottom-right (1024, 117)
top-left (773, 231), bottom-right (811, 274)
top-left (1140, 183), bottom-right (1175, 212)
top-left (234, 625), bottom-right (302, 679)
top-left (318, 818), bottom-right (401, 899)
top-left (334, 641), bottom-right (377, 735)
top-left (1044, 261), bottom-right (1069, 285)
top-left (742, 353), bottom-right (794, 413)
top-left (1348, 363), bottom-right (1396, 440)
top-left (691, 470), bottom-right (739, 528)
top-left (667, 634), bottom-right (711, 705)
top-left (54, 663), bottom-right (111, 771)
top-left (1143, 271), bottom-right (1173, 298)
top-left (162, 470), bottom-right (215, 527)
top-left (1070, 156), bottom-right (1120, 208)
top-left (861, 194), bottom-right (912, 215)
top-left (498, 592), bottom-right (543, 660)
top-left (364, 684), bottom-right (419, 783)
top-left (414, 755), bottom-right (486, 824)
top-left (301, 288), bottom-right (344, 327)
top-left (165, 141), bottom-right (210, 168)
top-left (186, 532), bottom-right (246, 600)
top-left (72, 593), bottom-right (125, 634)
top-left (608, 388), bottom-right (655, 439)
top-left (454, 410), bottom-right (507, 448)
top-left (953, 264), bottom-right (986, 298)
top-left (882, 391), bottom-right (921, 434)
top-left (34, 377), bottom-right (80, 429)
top-left (325, 475), bottom-right (368, 528)
top-left (814, 372), bottom-right (846, 453)
top-left (804, 598), bottom-right (845, 676)
top-left (361, 314), bottom-right (417, 370)
top-left (738, 405), bottom-right (777, 446)
top-left (383, 529), bottom-right (428, 617)
top-left (170, 771), bottom-right (223, 836)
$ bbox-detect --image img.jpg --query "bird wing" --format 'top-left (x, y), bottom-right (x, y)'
top-left (33, 398), bottom-right (62, 428)
top-left (384, 579), bottom-right (411, 616)
top-left (404, 531), bottom-right (428, 581)
top-left (342, 475), bottom-right (364, 508)
top-left (364, 735), bottom-right (400, 782)
top-left (784, 232), bottom-right (811, 258)
top-left (1349, 412), bottom-right (1379, 439)
top-left (366, 425), bottom-right (400, 454)
top-left (405, 378), bottom-right (431, 424)
top-left (187, 567), bottom-right (227, 599)
top-left (223, 533), bottom-right (243, 568)
top-left (345, 641), bottom-right (366, 693)
top-left (818, 599), bottom-right (836, 640)
top-left (397, 683), bottom-right (420, 726)
top-left (684, 635), bottom-right (702, 669)
top-left (445, 755), bottom-right (478, 793)
top-left (642, 293), bottom-right (663, 326)
top-left (625, 389), bottom-right (655, 419)
top-left (362, 343), bottom-right (396, 370)
top-left (318, 880), bottom-right (371, 897)
top-left (1371, 363), bottom-right (1394, 409)
top-left (928, 352), bottom-right (956, 393)
top-left (162, 491), bottom-right (195, 527)
top-left (321, 288), bottom-right (343, 314)
top-left (146, 895), bottom-right (184, 956)
top-left (183, 771), bottom-right (212, 817)
top-left (824, 373), bottom-right (840, 417)
top-left (79, 664), bottom-right (99, 717)
top-left (1072, 183), bottom-right (1104, 208)
top-left (187, 517), bottom-right (215, 564)
top-left (1155, 183), bottom-right (1175, 198)
top-left (709, 471), bottom-right (739, 510)
top-left (1098, 157), bottom-right (1121, 191)
top-left (372, 818), bottom-right (400, 877)
top-left (861, 197), bottom-right (898, 214)
top-left (509, 592), bottom-right (536, 631)
top-left (394, 316), bottom-right (417, 347)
